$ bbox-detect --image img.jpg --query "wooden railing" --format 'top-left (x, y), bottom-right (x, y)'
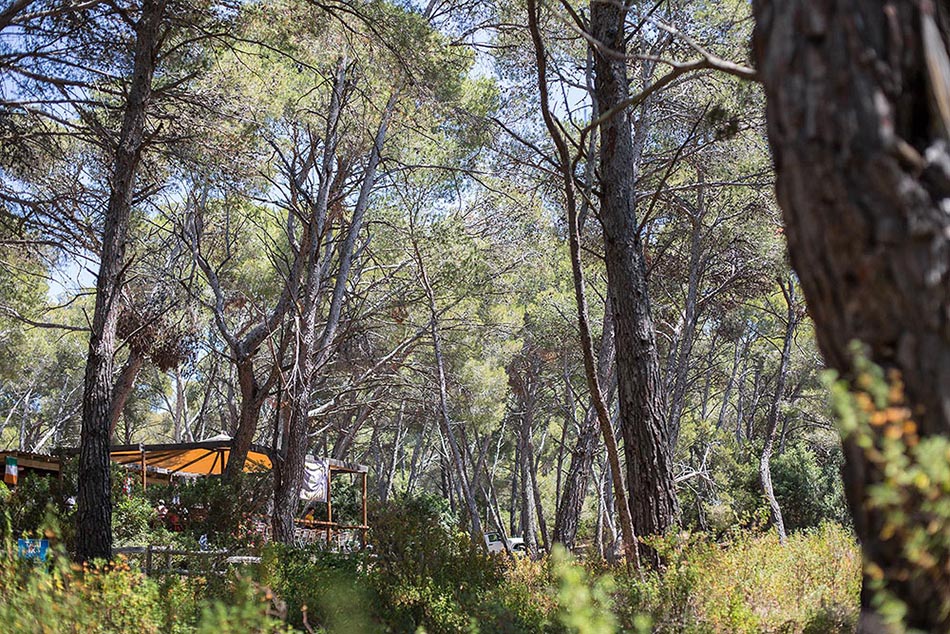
top-left (113, 545), bottom-right (252, 576)
top-left (292, 519), bottom-right (368, 550)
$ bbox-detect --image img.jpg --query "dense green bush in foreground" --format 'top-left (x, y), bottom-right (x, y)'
top-left (0, 492), bottom-right (859, 634)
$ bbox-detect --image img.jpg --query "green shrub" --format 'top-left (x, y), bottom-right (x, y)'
top-left (144, 472), bottom-right (272, 550)
top-left (771, 443), bottom-right (848, 532)
top-left (261, 542), bottom-right (376, 632)
top-left (614, 523), bottom-right (859, 633)
top-left (113, 493), bottom-right (162, 545)
top-left (474, 556), bottom-right (557, 633)
top-left (0, 549), bottom-right (162, 633)
top-left (0, 541), bottom-right (287, 633)
top-left (551, 546), bottom-right (621, 634)
top-left (0, 471), bottom-right (72, 544)
top-left (368, 493), bottom-right (503, 633)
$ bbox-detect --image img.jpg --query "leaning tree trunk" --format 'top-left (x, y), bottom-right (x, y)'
top-left (589, 0), bottom-right (678, 563)
top-left (754, 1), bottom-right (950, 629)
top-left (415, 238), bottom-right (484, 542)
top-left (553, 309), bottom-right (615, 549)
top-left (668, 181), bottom-right (706, 448)
top-left (76, 0), bottom-right (166, 562)
top-left (108, 350), bottom-right (144, 438)
top-left (759, 276), bottom-right (797, 545)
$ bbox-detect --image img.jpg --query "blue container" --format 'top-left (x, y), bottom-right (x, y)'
top-left (17, 538), bottom-right (49, 561)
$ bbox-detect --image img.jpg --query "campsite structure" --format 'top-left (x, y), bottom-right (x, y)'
top-left (0, 437), bottom-right (369, 549)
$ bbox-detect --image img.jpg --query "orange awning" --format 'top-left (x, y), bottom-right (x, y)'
top-left (109, 440), bottom-right (271, 476)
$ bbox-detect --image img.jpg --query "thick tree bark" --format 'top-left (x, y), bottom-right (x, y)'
top-left (222, 357), bottom-right (270, 480)
top-left (527, 0), bottom-right (640, 568)
top-left (754, 1), bottom-right (950, 628)
top-left (76, 0), bottom-right (166, 562)
top-left (589, 0), bottom-right (678, 562)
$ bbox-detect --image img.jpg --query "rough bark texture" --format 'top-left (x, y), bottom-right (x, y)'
top-left (590, 0), bottom-right (678, 560)
top-left (76, 0), bottom-right (166, 562)
top-left (527, 0), bottom-right (640, 567)
top-left (754, 0), bottom-right (950, 628)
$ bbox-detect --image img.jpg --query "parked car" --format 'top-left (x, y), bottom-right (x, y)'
top-left (484, 531), bottom-right (527, 554)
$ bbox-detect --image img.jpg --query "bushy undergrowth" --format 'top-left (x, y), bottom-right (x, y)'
top-left (0, 546), bottom-right (287, 633)
top-left (253, 496), bottom-right (859, 634)
top-left (0, 487), bottom-right (860, 633)
top-left (617, 523), bottom-right (860, 633)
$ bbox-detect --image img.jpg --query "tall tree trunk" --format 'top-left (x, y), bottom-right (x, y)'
top-left (273, 83), bottom-right (395, 543)
top-left (272, 60), bottom-right (349, 542)
top-left (668, 183), bottom-right (706, 447)
top-left (413, 235), bottom-right (484, 542)
top-left (760, 276), bottom-right (798, 544)
top-left (527, 0), bottom-right (640, 568)
top-left (510, 438), bottom-right (520, 535)
top-left (380, 402), bottom-right (404, 504)
top-left (519, 405), bottom-right (538, 555)
top-left (406, 423), bottom-right (427, 495)
top-left (589, 0), bottom-right (678, 563)
top-left (594, 461), bottom-right (606, 558)
top-left (76, 0), bottom-right (166, 562)
top-left (754, 1), bottom-right (950, 628)
top-left (528, 446), bottom-right (550, 553)
top-left (108, 351), bottom-right (145, 439)
top-left (717, 334), bottom-right (750, 432)
top-left (553, 310), bottom-right (615, 549)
